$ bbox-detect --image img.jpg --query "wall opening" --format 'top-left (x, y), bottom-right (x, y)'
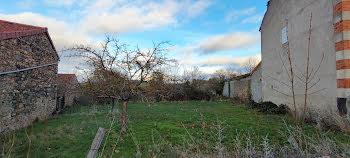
top-left (281, 26), bottom-right (288, 44)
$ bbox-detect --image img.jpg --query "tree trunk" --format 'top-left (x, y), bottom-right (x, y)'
top-left (111, 98), bottom-right (115, 113)
top-left (121, 100), bottom-right (128, 134)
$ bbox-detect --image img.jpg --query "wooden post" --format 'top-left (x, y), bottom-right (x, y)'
top-left (86, 127), bottom-right (106, 158)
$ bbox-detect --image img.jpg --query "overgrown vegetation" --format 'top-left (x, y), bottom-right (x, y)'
top-left (1, 101), bottom-right (349, 157)
top-left (247, 102), bottom-right (288, 115)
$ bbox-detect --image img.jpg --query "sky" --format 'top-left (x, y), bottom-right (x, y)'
top-left (0, 0), bottom-right (269, 76)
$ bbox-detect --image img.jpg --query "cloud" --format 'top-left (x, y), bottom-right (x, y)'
top-left (242, 15), bottom-right (263, 24)
top-left (0, 12), bottom-right (98, 50)
top-left (225, 7), bottom-right (256, 23)
top-left (0, 0), bottom-right (212, 75)
top-left (0, 0), bottom-right (212, 77)
top-left (43, 0), bottom-right (77, 6)
top-left (187, 32), bottom-right (260, 55)
top-left (182, 54), bottom-right (261, 67)
top-left (184, 0), bottom-right (212, 18)
top-left (81, 0), bottom-right (211, 34)
top-left (0, 12), bottom-right (101, 76)
top-left (58, 54), bottom-right (90, 74)
top-left (81, 3), bottom-right (177, 34)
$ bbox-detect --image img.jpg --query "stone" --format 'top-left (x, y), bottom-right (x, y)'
top-left (0, 33), bottom-right (59, 133)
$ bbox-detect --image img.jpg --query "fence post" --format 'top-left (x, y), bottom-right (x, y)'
top-left (86, 127), bottom-right (106, 158)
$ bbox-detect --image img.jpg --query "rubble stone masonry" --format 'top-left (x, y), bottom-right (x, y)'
top-left (0, 33), bottom-right (58, 133)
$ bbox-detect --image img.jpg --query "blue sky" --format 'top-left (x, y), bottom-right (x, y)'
top-left (0, 0), bottom-right (269, 75)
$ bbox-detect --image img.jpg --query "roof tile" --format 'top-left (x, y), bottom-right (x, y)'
top-left (0, 19), bottom-right (47, 40)
top-left (0, 19), bottom-right (59, 60)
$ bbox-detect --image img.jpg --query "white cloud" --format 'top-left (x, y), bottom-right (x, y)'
top-left (0, 0), bottom-right (212, 76)
top-left (58, 54), bottom-right (90, 78)
top-left (43, 0), bottom-right (77, 6)
top-left (178, 54), bottom-right (261, 76)
top-left (184, 0), bottom-right (212, 18)
top-left (0, 12), bottom-right (101, 75)
top-left (0, 12), bottom-right (97, 50)
top-left (82, 3), bottom-right (177, 34)
top-left (81, 0), bottom-right (211, 34)
top-left (187, 32), bottom-right (260, 55)
top-left (242, 15), bottom-right (263, 24)
top-left (182, 54), bottom-right (261, 67)
top-left (225, 7), bottom-right (256, 23)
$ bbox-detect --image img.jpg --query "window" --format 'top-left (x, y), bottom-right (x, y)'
top-left (281, 26), bottom-right (288, 44)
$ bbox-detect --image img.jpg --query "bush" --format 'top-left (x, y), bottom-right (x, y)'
top-left (248, 101), bottom-right (288, 115)
top-left (75, 95), bottom-right (93, 106)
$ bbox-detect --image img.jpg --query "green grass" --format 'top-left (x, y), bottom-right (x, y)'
top-left (139, 83), bottom-right (150, 87)
top-left (1, 101), bottom-right (349, 157)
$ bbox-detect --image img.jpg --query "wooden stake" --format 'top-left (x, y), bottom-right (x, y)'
top-left (86, 127), bottom-right (106, 158)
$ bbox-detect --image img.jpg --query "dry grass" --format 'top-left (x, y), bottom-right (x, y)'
top-left (142, 121), bottom-right (350, 158)
top-left (332, 114), bottom-right (350, 134)
top-left (1, 102), bottom-right (349, 157)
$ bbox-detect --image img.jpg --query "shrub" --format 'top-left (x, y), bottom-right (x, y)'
top-left (331, 113), bottom-right (350, 134)
top-left (75, 95), bottom-right (93, 106)
top-left (248, 102), bottom-right (288, 115)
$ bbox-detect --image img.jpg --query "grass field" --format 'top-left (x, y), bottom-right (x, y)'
top-left (1, 101), bottom-right (350, 157)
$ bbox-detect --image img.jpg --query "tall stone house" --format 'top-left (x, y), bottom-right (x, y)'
top-left (57, 74), bottom-right (80, 109)
top-left (0, 20), bottom-right (59, 133)
top-left (260, 0), bottom-right (349, 119)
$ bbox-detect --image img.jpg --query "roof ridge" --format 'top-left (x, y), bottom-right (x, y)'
top-left (0, 19), bottom-right (45, 31)
top-left (0, 19), bottom-right (59, 61)
top-left (0, 19), bottom-right (48, 40)
top-left (0, 29), bottom-right (48, 40)
top-left (250, 61), bottom-right (262, 75)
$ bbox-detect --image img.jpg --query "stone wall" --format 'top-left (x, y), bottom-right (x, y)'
top-left (251, 65), bottom-right (262, 103)
top-left (0, 33), bottom-right (58, 133)
top-left (229, 81), bottom-right (235, 98)
top-left (222, 66), bottom-right (262, 103)
top-left (57, 75), bottom-right (80, 107)
top-left (233, 78), bottom-right (251, 103)
top-left (222, 82), bottom-right (229, 97)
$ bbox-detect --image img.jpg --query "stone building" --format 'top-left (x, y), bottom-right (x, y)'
top-left (260, 0), bottom-right (349, 118)
top-left (223, 62), bottom-right (262, 103)
top-left (57, 74), bottom-right (80, 108)
top-left (0, 20), bottom-right (59, 133)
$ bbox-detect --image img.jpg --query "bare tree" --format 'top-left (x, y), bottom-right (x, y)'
top-left (268, 13), bottom-right (324, 126)
top-left (242, 57), bottom-right (260, 74)
top-left (67, 36), bottom-right (172, 134)
top-left (214, 69), bottom-right (238, 80)
top-left (183, 66), bottom-right (204, 82)
top-left (226, 57), bottom-right (260, 75)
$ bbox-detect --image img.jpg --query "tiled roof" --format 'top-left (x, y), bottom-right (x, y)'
top-left (0, 19), bottom-right (59, 59)
top-left (230, 62), bottom-right (262, 80)
top-left (0, 20), bottom-right (44, 32)
top-left (250, 61), bottom-right (262, 75)
top-left (0, 20), bottom-right (48, 40)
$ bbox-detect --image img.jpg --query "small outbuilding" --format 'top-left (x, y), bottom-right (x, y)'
top-left (57, 74), bottom-right (80, 109)
top-left (0, 20), bottom-right (59, 133)
top-left (223, 62), bottom-right (262, 103)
